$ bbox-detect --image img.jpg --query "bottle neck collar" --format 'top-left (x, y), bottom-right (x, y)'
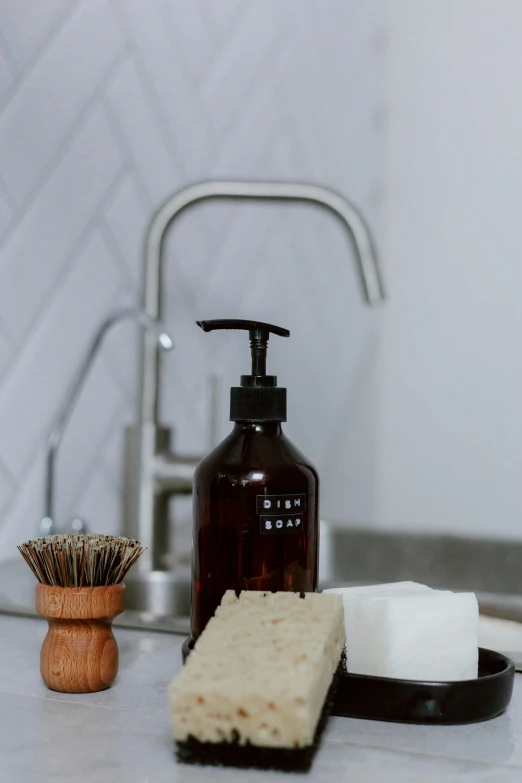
top-left (232, 421), bottom-right (283, 435)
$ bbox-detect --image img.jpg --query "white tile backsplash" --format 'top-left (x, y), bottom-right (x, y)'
top-left (72, 462), bottom-right (121, 537)
top-left (0, 188), bottom-right (12, 238)
top-left (0, 448), bottom-right (45, 556)
top-left (0, 0), bottom-right (386, 557)
top-left (0, 105), bottom-right (124, 342)
top-left (0, 462), bottom-right (15, 520)
top-left (54, 355), bottom-right (122, 523)
top-left (0, 230), bottom-right (122, 478)
top-left (99, 289), bottom-right (142, 405)
top-left (200, 0), bottom-right (244, 37)
top-left (0, 0), bottom-right (70, 69)
top-left (96, 405), bottom-right (135, 496)
top-left (113, 0), bottom-right (208, 174)
top-left (104, 57), bottom-right (181, 204)
top-left (103, 174), bottom-right (150, 286)
top-left (0, 45), bottom-right (15, 96)
top-left (0, 0), bottom-right (124, 204)
top-left (199, 4), bottom-right (286, 138)
top-left (0, 330), bottom-right (13, 382)
top-left (161, 0), bottom-right (213, 81)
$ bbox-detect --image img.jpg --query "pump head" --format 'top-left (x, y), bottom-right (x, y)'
top-left (197, 319), bottom-right (290, 421)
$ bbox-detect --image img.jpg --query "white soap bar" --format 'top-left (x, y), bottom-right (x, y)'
top-left (324, 581), bottom-right (430, 594)
top-left (324, 582), bottom-right (433, 657)
top-left (324, 583), bottom-right (479, 681)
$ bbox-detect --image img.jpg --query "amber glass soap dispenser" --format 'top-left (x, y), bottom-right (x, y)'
top-left (190, 319), bottom-right (319, 641)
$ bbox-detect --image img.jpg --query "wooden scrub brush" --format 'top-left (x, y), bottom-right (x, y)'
top-left (18, 534), bottom-right (144, 693)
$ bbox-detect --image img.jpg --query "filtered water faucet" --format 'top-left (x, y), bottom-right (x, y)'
top-left (123, 180), bottom-right (384, 616)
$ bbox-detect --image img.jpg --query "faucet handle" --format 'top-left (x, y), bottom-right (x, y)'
top-left (38, 516), bottom-right (88, 536)
top-left (38, 516), bottom-right (53, 537)
top-left (68, 517), bottom-right (88, 534)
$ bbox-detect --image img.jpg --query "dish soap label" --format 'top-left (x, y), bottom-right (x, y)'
top-left (260, 513), bottom-right (304, 534)
top-left (257, 493), bottom-right (307, 535)
top-left (256, 493), bottom-right (306, 513)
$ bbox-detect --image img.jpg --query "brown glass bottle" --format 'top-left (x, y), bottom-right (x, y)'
top-left (191, 420), bottom-right (318, 641)
top-left (190, 318), bottom-right (319, 642)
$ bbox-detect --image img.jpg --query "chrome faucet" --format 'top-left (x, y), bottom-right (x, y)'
top-left (123, 180), bottom-right (385, 615)
top-left (40, 307), bottom-right (173, 537)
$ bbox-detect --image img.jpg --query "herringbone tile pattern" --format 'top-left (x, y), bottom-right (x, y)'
top-left (0, 0), bottom-right (386, 558)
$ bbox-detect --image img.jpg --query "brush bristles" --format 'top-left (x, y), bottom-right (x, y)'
top-left (18, 534), bottom-right (144, 587)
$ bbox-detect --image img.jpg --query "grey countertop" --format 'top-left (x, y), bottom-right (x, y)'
top-left (2, 615), bottom-right (522, 782)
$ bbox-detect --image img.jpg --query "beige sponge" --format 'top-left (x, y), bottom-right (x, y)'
top-left (169, 590), bottom-right (344, 749)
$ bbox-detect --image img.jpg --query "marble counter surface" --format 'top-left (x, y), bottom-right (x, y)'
top-left (1, 614), bottom-right (522, 782)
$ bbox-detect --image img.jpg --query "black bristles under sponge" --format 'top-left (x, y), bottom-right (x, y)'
top-left (175, 662), bottom-right (341, 773)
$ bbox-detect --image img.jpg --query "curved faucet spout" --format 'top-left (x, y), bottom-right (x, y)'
top-left (140, 180), bottom-right (385, 423)
top-left (40, 307), bottom-right (173, 536)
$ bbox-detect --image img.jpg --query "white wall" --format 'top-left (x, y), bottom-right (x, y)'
top-left (0, 0), bottom-right (387, 559)
top-left (381, 0), bottom-right (522, 538)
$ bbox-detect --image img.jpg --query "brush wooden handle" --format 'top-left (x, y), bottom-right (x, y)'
top-left (36, 584), bottom-right (125, 693)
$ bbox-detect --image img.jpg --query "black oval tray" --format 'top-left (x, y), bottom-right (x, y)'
top-left (181, 640), bottom-right (514, 725)
top-left (333, 648), bottom-right (514, 724)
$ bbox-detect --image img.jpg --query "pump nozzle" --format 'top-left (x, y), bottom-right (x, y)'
top-left (197, 319), bottom-right (289, 339)
top-left (197, 319), bottom-right (289, 379)
top-left (196, 319), bottom-right (290, 422)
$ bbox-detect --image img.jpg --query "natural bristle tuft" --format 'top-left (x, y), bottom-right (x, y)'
top-left (17, 534), bottom-right (144, 587)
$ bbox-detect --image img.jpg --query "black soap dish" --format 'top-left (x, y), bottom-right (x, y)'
top-left (333, 647), bottom-right (515, 725)
top-left (182, 640), bottom-right (514, 725)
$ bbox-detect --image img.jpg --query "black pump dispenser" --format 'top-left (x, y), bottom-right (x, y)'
top-left (196, 319), bottom-right (289, 422)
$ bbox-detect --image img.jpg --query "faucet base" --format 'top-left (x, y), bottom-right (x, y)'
top-left (124, 567), bottom-right (191, 618)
